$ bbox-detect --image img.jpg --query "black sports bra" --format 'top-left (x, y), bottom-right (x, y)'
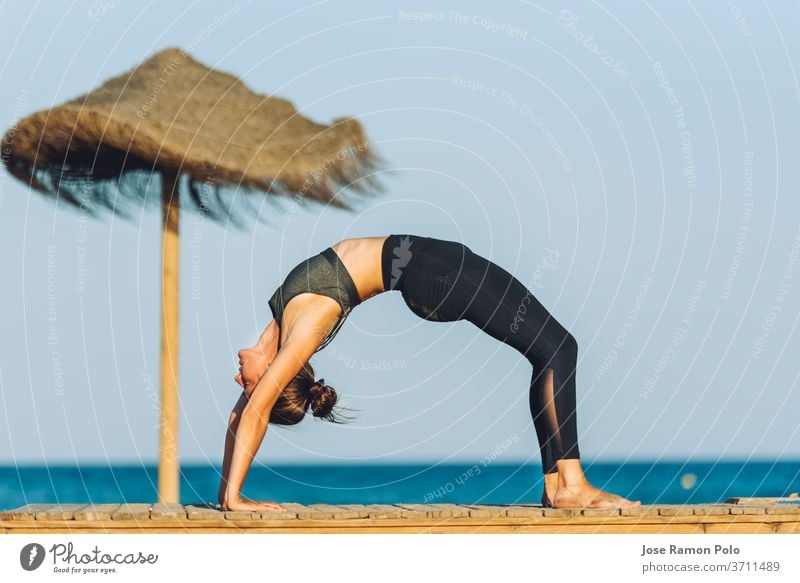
top-left (268, 247), bottom-right (362, 352)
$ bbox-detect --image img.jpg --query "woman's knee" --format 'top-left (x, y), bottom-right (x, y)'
top-left (531, 329), bottom-right (577, 368)
top-left (561, 331), bottom-right (578, 359)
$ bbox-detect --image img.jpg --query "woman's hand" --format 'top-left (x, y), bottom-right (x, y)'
top-left (222, 496), bottom-right (286, 512)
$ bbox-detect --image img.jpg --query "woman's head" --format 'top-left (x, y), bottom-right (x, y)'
top-left (269, 362), bottom-right (348, 425)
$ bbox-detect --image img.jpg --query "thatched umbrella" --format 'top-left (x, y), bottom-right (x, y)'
top-left (2, 47), bottom-right (383, 503)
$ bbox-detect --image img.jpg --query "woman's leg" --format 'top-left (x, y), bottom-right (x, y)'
top-left (448, 248), bottom-right (639, 508)
top-left (453, 252), bottom-right (580, 475)
top-left (395, 238), bottom-right (639, 507)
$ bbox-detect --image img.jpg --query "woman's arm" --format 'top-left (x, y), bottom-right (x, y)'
top-left (256, 318), bottom-right (280, 362)
top-left (221, 328), bottom-right (321, 511)
top-left (217, 391), bottom-right (248, 506)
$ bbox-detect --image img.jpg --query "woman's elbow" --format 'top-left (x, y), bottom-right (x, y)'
top-left (241, 400), bottom-right (272, 427)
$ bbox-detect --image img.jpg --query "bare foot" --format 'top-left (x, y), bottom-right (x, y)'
top-left (542, 473), bottom-right (559, 507)
top-left (553, 483), bottom-right (640, 509)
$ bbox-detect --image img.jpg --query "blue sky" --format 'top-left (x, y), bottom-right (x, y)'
top-left (1, 0), bottom-right (799, 465)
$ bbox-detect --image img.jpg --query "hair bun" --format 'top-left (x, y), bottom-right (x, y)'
top-left (309, 378), bottom-right (337, 420)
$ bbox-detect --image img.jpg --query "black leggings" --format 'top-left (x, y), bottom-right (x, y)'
top-left (381, 234), bottom-right (580, 475)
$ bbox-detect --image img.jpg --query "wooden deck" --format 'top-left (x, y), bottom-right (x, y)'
top-left (2, 497), bottom-right (799, 534)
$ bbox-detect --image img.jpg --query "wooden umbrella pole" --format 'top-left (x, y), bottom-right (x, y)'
top-left (158, 169), bottom-right (180, 504)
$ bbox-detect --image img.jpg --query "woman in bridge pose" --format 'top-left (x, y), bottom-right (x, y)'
top-left (219, 234), bottom-right (640, 511)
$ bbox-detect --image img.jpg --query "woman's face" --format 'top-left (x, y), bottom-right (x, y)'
top-left (235, 346), bottom-right (270, 394)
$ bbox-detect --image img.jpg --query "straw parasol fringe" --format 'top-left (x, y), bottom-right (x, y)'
top-left (2, 47), bottom-right (384, 226)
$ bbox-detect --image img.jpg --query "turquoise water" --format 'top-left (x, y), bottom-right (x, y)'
top-left (1, 461), bottom-right (798, 509)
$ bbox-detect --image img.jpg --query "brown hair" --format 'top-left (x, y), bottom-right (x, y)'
top-left (269, 362), bottom-right (351, 425)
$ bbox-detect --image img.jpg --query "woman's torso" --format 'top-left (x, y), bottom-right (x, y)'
top-left (272, 236), bottom-right (389, 350)
top-left (331, 236), bottom-right (389, 302)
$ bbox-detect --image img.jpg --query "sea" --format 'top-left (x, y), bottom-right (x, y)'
top-left (1, 461), bottom-right (798, 509)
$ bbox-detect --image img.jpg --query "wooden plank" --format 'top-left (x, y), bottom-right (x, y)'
top-left (504, 505), bottom-right (544, 518)
top-left (221, 503), bottom-right (302, 520)
top-left (185, 504), bottom-right (224, 521)
top-left (658, 505), bottom-right (695, 517)
top-left (257, 508), bottom-right (299, 520)
top-left (354, 504), bottom-right (429, 519)
top-left (13, 512), bottom-right (793, 528)
top-left (74, 504), bottom-right (121, 521)
top-left (3, 499), bottom-right (800, 535)
top-left (28, 516), bottom-right (800, 527)
top-left (223, 510), bottom-right (259, 520)
top-left (725, 493), bottom-right (798, 505)
top-left (509, 523), bottom-right (707, 535)
top-left (150, 503), bottom-right (187, 520)
top-left (0, 522), bottom-right (706, 534)
top-left (2, 523), bottom-right (709, 534)
top-left (356, 504), bottom-right (408, 519)
top-left (111, 503), bottom-right (152, 520)
top-left (334, 505), bottom-right (373, 519)
top-left (2, 513), bottom-right (799, 534)
top-left (775, 522), bottom-right (800, 533)
top-left (395, 504), bottom-right (445, 518)
top-left (276, 503), bottom-right (314, 518)
top-left (464, 504), bottom-right (508, 518)
top-left (427, 503), bottom-right (471, 518)
top-left (279, 503), bottom-right (358, 520)
top-left (542, 507), bottom-right (581, 518)
top-left (293, 504), bottom-right (338, 520)
top-left (620, 504), bottom-right (673, 517)
top-left (453, 503), bottom-right (491, 518)
top-left (37, 504), bottom-right (89, 520)
top-left (303, 504), bottom-right (364, 520)
top-left (766, 504), bottom-right (800, 515)
top-left (729, 505), bottom-right (767, 515)
top-left (5, 504), bottom-right (55, 521)
top-left (387, 504), bottom-right (428, 519)
top-left (704, 522), bottom-right (776, 534)
top-left (0, 510), bottom-right (13, 521)
top-left (692, 504), bottom-right (731, 516)
top-left (581, 507), bottom-right (622, 517)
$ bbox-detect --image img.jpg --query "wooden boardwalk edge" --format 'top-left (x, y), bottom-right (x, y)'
top-left (2, 502), bottom-right (799, 534)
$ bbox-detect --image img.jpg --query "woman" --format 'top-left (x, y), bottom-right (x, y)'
top-left (219, 234), bottom-right (640, 510)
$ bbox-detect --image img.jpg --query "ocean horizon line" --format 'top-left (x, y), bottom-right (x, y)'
top-left (1, 457), bottom-right (798, 467)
